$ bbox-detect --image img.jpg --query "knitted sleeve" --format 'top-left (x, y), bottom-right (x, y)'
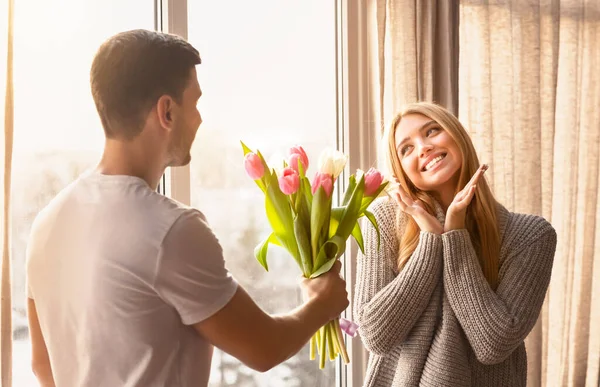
top-left (442, 215), bottom-right (557, 365)
top-left (353, 198), bottom-right (443, 356)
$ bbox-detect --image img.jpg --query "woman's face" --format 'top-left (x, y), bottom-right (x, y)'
top-left (394, 113), bottom-right (462, 194)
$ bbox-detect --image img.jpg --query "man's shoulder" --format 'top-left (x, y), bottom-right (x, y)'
top-left (30, 172), bottom-right (204, 245)
top-left (29, 175), bottom-right (83, 234)
top-left (163, 207), bottom-right (214, 247)
top-left (140, 193), bottom-right (213, 239)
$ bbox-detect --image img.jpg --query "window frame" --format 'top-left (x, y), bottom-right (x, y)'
top-left (162, 0), bottom-right (374, 385)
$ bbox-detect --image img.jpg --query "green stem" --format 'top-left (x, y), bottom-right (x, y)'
top-left (319, 326), bottom-right (327, 369)
top-left (327, 322), bottom-right (336, 361)
top-left (315, 329), bottom-right (321, 356)
top-left (334, 319), bottom-right (350, 364)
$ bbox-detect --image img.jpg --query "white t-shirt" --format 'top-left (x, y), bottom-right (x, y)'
top-left (26, 171), bottom-right (238, 387)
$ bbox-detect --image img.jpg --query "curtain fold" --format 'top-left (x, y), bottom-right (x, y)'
top-left (369, 0), bottom-right (599, 386)
top-left (0, 0), bottom-right (14, 386)
top-left (458, 1), bottom-right (599, 386)
top-left (373, 0), bottom-right (459, 132)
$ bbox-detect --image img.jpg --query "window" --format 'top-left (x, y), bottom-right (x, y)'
top-left (11, 1), bottom-right (369, 386)
top-left (187, 1), bottom-right (339, 386)
top-left (12, 1), bottom-right (154, 385)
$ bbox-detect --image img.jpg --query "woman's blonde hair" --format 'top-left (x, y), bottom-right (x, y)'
top-left (386, 102), bottom-right (500, 289)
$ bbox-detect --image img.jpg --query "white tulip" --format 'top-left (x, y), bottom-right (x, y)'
top-left (317, 148), bottom-right (348, 178)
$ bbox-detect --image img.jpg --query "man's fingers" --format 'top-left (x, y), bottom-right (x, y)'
top-left (331, 260), bottom-right (342, 274)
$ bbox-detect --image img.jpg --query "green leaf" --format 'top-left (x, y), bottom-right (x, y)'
top-left (363, 210), bottom-right (382, 250)
top-left (335, 175), bottom-right (365, 240)
top-left (359, 181), bottom-right (390, 213)
top-left (293, 214), bottom-right (313, 277)
top-left (253, 233), bottom-right (280, 271)
top-left (351, 221), bottom-right (365, 254)
top-left (255, 179), bottom-right (267, 193)
top-left (328, 207), bottom-right (344, 237)
top-left (297, 181), bottom-right (311, 229)
top-left (341, 175), bottom-right (357, 206)
top-left (240, 140), bottom-right (253, 155)
top-left (265, 171), bottom-right (302, 267)
top-left (240, 141), bottom-right (269, 172)
top-left (310, 186), bottom-right (331, 261)
top-left (256, 150), bottom-right (270, 174)
top-left (294, 178), bottom-right (310, 224)
top-left (301, 176), bottom-right (313, 209)
top-left (311, 257), bottom-right (338, 278)
top-left (311, 235), bottom-right (345, 276)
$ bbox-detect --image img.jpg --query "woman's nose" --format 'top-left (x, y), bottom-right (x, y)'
top-left (418, 143), bottom-right (434, 158)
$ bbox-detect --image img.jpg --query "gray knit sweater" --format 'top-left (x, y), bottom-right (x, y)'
top-left (353, 198), bottom-right (557, 387)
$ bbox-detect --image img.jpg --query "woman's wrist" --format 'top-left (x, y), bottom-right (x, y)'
top-left (444, 212), bottom-right (465, 232)
top-left (416, 220), bottom-right (443, 235)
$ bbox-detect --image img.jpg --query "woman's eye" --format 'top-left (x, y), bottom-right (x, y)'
top-left (400, 145), bottom-right (412, 156)
top-left (426, 127), bottom-right (440, 136)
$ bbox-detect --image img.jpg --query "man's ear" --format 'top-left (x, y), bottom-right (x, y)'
top-left (156, 95), bottom-right (175, 131)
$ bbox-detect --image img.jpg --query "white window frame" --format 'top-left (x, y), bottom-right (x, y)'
top-left (161, 0), bottom-right (375, 385)
top-left (337, 1), bottom-right (376, 385)
top-left (156, 0), bottom-right (191, 204)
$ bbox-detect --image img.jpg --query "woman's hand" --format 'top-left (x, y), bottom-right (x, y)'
top-left (444, 164), bottom-right (488, 232)
top-left (393, 182), bottom-right (443, 235)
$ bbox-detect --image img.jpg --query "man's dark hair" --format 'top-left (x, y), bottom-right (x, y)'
top-left (90, 29), bottom-right (201, 139)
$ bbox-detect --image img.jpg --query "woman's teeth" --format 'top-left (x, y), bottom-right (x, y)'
top-left (424, 154), bottom-right (445, 171)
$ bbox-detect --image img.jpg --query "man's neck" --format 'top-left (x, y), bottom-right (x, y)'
top-left (97, 138), bottom-right (166, 190)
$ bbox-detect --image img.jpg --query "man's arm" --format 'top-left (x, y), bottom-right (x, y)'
top-left (27, 298), bottom-right (56, 387)
top-left (157, 210), bottom-right (349, 372)
top-left (193, 261), bottom-right (348, 372)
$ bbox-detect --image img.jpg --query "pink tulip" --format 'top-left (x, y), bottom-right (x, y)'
top-left (311, 172), bottom-right (333, 197)
top-left (288, 146), bottom-right (309, 174)
top-left (278, 167), bottom-right (300, 195)
top-left (244, 153), bottom-right (265, 180)
top-left (364, 168), bottom-right (384, 196)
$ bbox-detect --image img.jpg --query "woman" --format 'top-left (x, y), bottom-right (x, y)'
top-left (354, 102), bottom-right (557, 387)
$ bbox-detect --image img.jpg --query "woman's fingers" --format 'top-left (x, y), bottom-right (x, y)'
top-left (392, 182), bottom-right (441, 234)
top-left (394, 185), bottom-right (422, 216)
top-left (466, 164), bottom-right (488, 189)
top-left (453, 184), bottom-right (477, 211)
top-left (393, 192), bottom-right (407, 211)
top-left (456, 164), bottom-right (487, 204)
top-left (463, 184), bottom-right (477, 204)
top-left (395, 192), bottom-right (416, 216)
top-left (397, 185), bottom-right (412, 205)
top-left (397, 184), bottom-right (417, 207)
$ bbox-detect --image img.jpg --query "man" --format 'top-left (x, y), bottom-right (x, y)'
top-left (26, 29), bottom-right (349, 387)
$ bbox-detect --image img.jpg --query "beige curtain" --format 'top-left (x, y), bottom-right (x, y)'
top-left (372, 0), bottom-right (459, 130)
top-left (370, 0), bottom-right (599, 386)
top-left (459, 1), bottom-right (600, 386)
top-left (0, 0), bottom-right (14, 386)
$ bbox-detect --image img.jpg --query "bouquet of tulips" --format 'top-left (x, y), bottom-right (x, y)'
top-left (241, 141), bottom-right (388, 368)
